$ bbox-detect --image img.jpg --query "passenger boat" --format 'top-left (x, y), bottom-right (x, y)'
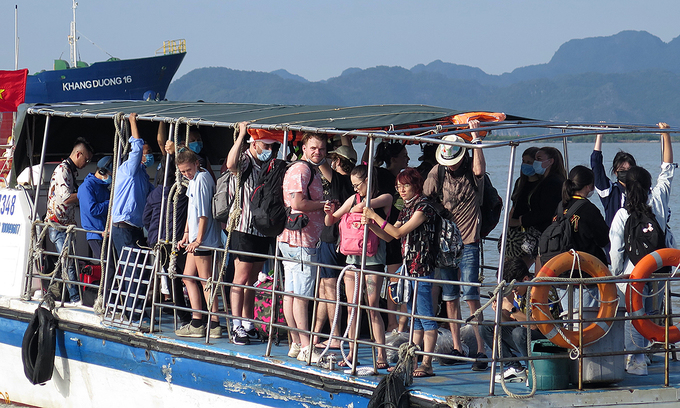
top-left (1, 100), bottom-right (679, 408)
top-left (22, 1), bottom-right (185, 103)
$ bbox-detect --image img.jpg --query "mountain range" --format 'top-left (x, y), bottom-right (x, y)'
top-left (166, 30), bottom-right (680, 126)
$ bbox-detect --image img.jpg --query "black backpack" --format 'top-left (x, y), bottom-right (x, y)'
top-left (624, 210), bottom-right (666, 265)
top-left (538, 199), bottom-right (587, 264)
top-left (250, 160), bottom-right (314, 237)
top-left (436, 166), bottom-right (502, 238)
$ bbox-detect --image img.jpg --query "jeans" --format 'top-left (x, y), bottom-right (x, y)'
top-left (48, 227), bottom-right (80, 302)
top-left (481, 322), bottom-right (545, 369)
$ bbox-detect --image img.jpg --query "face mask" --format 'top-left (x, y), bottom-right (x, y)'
top-left (144, 154), bottom-right (154, 167)
top-left (103, 176), bottom-right (112, 185)
top-left (307, 157), bottom-right (326, 166)
top-left (533, 160), bottom-right (547, 175)
top-left (616, 170), bottom-right (628, 184)
top-left (521, 163), bottom-right (535, 177)
top-left (257, 148), bottom-right (272, 162)
top-left (189, 141), bottom-right (203, 153)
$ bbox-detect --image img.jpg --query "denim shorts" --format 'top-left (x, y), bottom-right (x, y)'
top-left (436, 242), bottom-right (480, 301)
top-left (279, 242), bottom-right (318, 297)
top-left (318, 241), bottom-right (345, 279)
top-left (407, 273), bottom-right (438, 331)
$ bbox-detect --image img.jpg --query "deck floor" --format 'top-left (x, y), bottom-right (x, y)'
top-left (141, 310), bottom-right (680, 406)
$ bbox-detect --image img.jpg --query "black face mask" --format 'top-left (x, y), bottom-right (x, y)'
top-left (617, 170), bottom-right (628, 184)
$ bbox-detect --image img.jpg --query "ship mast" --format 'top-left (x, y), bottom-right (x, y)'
top-left (68, 0), bottom-right (78, 68)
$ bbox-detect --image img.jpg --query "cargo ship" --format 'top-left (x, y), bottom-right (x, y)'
top-left (23, 1), bottom-right (185, 103)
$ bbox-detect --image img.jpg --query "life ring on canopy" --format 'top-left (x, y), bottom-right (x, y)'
top-left (625, 248), bottom-right (680, 343)
top-left (530, 251), bottom-right (618, 349)
top-left (21, 306), bottom-right (57, 385)
top-left (451, 112), bottom-right (506, 140)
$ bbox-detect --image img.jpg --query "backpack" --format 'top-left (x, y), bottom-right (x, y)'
top-left (212, 162), bottom-right (252, 223)
top-left (538, 199), bottom-right (587, 264)
top-left (437, 166), bottom-right (502, 238)
top-left (338, 194), bottom-right (380, 257)
top-left (250, 160), bottom-right (314, 237)
top-left (429, 201), bottom-right (463, 267)
top-left (480, 173), bottom-right (503, 238)
top-left (624, 211), bottom-right (666, 265)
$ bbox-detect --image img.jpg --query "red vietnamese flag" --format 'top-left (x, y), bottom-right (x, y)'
top-left (0, 69), bottom-right (28, 112)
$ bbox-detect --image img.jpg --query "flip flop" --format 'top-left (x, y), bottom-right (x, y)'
top-left (413, 367), bottom-right (435, 378)
top-left (337, 359), bottom-right (361, 368)
top-left (315, 341), bottom-right (341, 350)
top-left (376, 361), bottom-right (390, 370)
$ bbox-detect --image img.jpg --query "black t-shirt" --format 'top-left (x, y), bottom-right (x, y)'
top-left (320, 170), bottom-right (353, 243)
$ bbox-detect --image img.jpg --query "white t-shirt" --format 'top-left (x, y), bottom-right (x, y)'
top-left (187, 169), bottom-right (222, 249)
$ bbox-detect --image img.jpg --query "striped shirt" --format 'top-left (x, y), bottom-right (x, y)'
top-left (233, 150), bottom-right (265, 236)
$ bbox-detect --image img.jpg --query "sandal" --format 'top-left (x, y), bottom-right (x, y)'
top-left (338, 358), bottom-right (361, 367)
top-left (413, 365), bottom-right (435, 378)
top-left (376, 361), bottom-right (390, 370)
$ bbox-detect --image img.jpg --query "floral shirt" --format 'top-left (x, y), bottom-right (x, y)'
top-left (46, 159), bottom-right (77, 225)
top-left (397, 195), bottom-right (437, 276)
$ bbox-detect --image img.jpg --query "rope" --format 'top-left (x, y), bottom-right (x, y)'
top-left (167, 119), bottom-right (188, 282)
top-left (33, 222), bottom-right (76, 311)
top-left (93, 112), bottom-right (126, 315)
top-left (210, 124), bottom-right (247, 316)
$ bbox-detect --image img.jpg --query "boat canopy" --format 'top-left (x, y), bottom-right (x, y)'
top-left (11, 100), bottom-right (530, 185)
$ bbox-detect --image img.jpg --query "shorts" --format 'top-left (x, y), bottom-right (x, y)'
top-left (436, 242), bottom-right (480, 301)
top-left (279, 242), bottom-right (318, 297)
top-left (318, 241), bottom-right (346, 279)
top-left (231, 230), bottom-right (274, 263)
top-left (193, 249), bottom-right (212, 257)
top-left (385, 239), bottom-right (403, 265)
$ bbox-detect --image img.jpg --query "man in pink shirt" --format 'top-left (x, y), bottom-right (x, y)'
top-left (278, 133), bottom-right (326, 363)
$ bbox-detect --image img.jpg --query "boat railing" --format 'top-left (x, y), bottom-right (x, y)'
top-left (156, 39), bottom-right (186, 56)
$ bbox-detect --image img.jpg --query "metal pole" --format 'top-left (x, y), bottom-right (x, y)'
top-left (30, 116), bottom-right (50, 222)
top-left (489, 143), bottom-right (516, 395)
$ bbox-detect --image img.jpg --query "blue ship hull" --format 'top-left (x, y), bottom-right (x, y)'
top-left (25, 52), bottom-right (185, 103)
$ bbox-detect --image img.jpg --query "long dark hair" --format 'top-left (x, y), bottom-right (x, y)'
top-left (375, 141), bottom-right (405, 168)
top-left (611, 151), bottom-right (636, 175)
top-left (538, 146), bottom-right (567, 180)
top-left (350, 164), bottom-right (379, 197)
top-left (512, 147), bottom-right (540, 202)
top-left (624, 166), bottom-right (653, 217)
top-left (562, 165), bottom-right (594, 205)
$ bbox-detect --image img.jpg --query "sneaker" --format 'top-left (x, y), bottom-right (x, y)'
top-left (471, 352), bottom-right (489, 371)
top-left (233, 326), bottom-right (250, 345)
top-left (245, 327), bottom-right (260, 342)
top-left (495, 366), bottom-right (527, 383)
top-left (175, 323), bottom-right (206, 338)
top-left (209, 325), bottom-right (223, 339)
top-left (626, 359), bottom-right (648, 376)
top-left (288, 342), bottom-right (301, 358)
top-left (297, 347), bottom-right (322, 363)
top-left (64, 300), bottom-right (83, 307)
top-left (440, 349), bottom-right (466, 366)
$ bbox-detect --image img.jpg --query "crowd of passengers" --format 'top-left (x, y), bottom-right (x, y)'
top-left (44, 114), bottom-right (674, 380)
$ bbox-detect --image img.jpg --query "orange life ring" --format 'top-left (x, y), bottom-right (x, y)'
top-left (625, 248), bottom-right (680, 343)
top-left (530, 251), bottom-right (618, 349)
top-left (451, 112), bottom-right (506, 140)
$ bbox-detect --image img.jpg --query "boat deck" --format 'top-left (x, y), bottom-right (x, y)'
top-left (137, 307), bottom-right (680, 407)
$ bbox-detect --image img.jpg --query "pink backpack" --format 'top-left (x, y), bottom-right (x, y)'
top-left (338, 194), bottom-right (380, 257)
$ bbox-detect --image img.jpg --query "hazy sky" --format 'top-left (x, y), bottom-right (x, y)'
top-left (3, 1), bottom-right (680, 82)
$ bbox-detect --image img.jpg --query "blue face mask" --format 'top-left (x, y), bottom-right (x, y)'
top-left (144, 154), bottom-right (154, 167)
top-left (521, 163), bottom-right (535, 177)
top-left (103, 176), bottom-right (112, 185)
top-left (189, 141), bottom-right (203, 153)
top-left (257, 148), bottom-right (272, 162)
top-left (533, 160), bottom-right (547, 175)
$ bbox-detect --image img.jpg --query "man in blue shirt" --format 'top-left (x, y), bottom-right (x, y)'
top-left (109, 113), bottom-right (154, 314)
top-left (111, 112), bottom-right (154, 256)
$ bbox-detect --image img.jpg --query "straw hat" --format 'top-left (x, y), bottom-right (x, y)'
top-left (330, 146), bottom-right (357, 164)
